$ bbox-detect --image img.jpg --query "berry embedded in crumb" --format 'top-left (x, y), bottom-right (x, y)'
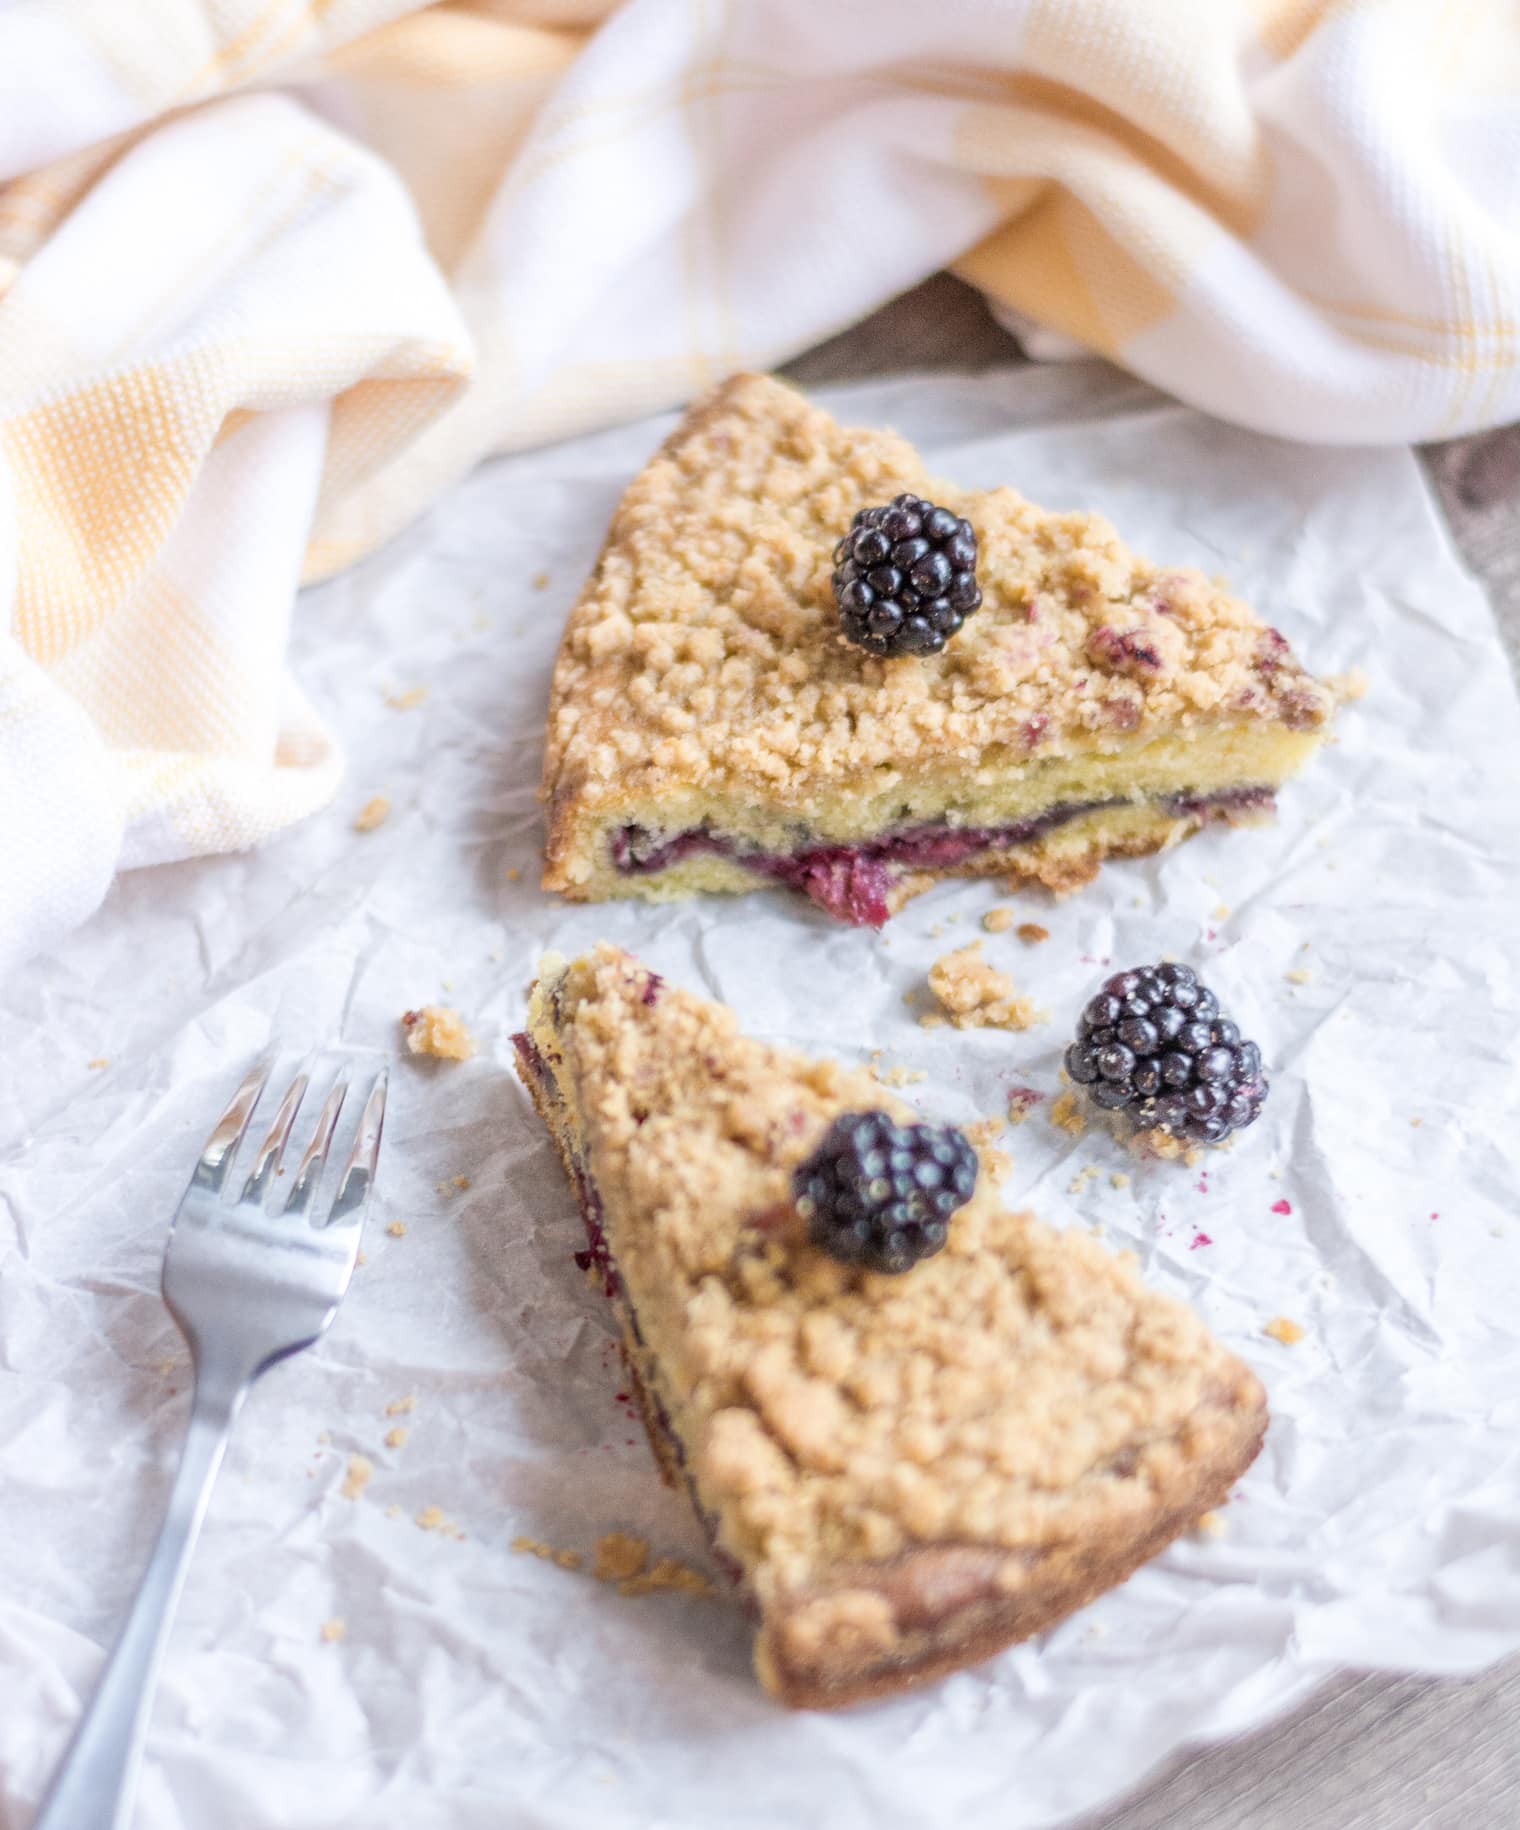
top-left (1063, 963), bottom-right (1267, 1147)
top-left (833, 493), bottom-right (981, 657)
top-left (794, 1110), bottom-right (978, 1276)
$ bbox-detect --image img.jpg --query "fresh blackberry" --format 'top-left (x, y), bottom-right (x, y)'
top-left (833, 493), bottom-right (981, 657)
top-left (1063, 964), bottom-right (1267, 1146)
top-left (794, 1110), bottom-right (979, 1275)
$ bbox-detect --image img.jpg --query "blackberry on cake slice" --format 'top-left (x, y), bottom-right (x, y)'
top-left (512, 944), bottom-right (1267, 1709)
top-left (540, 373), bottom-right (1344, 927)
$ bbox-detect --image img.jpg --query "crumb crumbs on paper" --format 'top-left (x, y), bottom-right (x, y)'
top-left (1285, 967), bottom-right (1313, 985)
top-left (869, 1051), bottom-right (926, 1088)
top-left (1410, 1117), bottom-right (1423, 1128)
top-left (385, 1395), bottom-right (416, 1416)
top-left (355, 1250), bottom-right (367, 1266)
top-left (532, 570), bottom-right (550, 590)
top-left (1006, 1086), bottom-right (1042, 1125)
top-left (320, 1617), bottom-right (347, 1643)
top-left (386, 1221), bottom-right (407, 1238)
top-left (316, 1429), bottom-right (332, 1444)
top-left (1067, 1164), bottom-right (1099, 1195)
top-left (341, 1455), bottom-right (373, 1501)
top-left (402, 1005), bottom-right (477, 1060)
top-left (1110, 1171), bottom-right (1131, 1189)
top-left (506, 866), bottom-right (522, 881)
top-left (384, 1427), bottom-right (409, 1449)
top-left (619, 1558), bottom-right (716, 1599)
top-left (87, 1057), bottom-right (110, 1070)
top-left (593, 1532), bottom-right (648, 1583)
top-left (1016, 922), bottom-right (1050, 944)
top-left (1196, 1511), bottom-right (1228, 1540)
top-left (385, 1504), bottom-right (403, 1519)
top-left (383, 685), bottom-right (429, 711)
top-left (983, 906), bottom-right (1015, 933)
top-left (436, 1174), bottom-right (472, 1196)
top-left (1264, 1316), bottom-right (1306, 1346)
top-left (416, 1505), bottom-right (465, 1539)
top-left (354, 795), bottom-right (391, 832)
top-left (926, 941), bottom-right (1048, 1031)
top-left (1327, 666), bottom-right (1370, 702)
top-left (1211, 903), bottom-right (1231, 920)
top-left (1050, 1091), bottom-right (1087, 1137)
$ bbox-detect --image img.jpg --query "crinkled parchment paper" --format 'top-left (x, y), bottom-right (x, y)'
top-left (3, 368), bottom-right (1519, 1830)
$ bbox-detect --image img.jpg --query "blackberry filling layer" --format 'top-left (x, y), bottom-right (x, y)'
top-left (609, 786), bottom-right (1276, 927)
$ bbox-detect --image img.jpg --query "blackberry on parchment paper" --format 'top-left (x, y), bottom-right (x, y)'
top-left (833, 494), bottom-right (981, 657)
top-left (1064, 964), bottom-right (1268, 1146)
top-left (794, 1111), bottom-right (979, 1275)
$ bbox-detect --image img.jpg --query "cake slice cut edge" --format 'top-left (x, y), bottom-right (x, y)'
top-left (539, 372), bottom-right (1342, 926)
top-left (511, 944), bottom-right (1268, 1708)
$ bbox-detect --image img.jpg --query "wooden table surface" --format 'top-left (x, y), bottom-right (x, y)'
top-left (783, 275), bottom-right (1520, 1830)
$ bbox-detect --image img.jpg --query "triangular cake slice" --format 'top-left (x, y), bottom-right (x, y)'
top-left (512, 945), bottom-right (1267, 1708)
top-left (539, 373), bottom-right (1337, 926)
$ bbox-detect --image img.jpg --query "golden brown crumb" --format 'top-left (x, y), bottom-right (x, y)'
top-left (416, 1505), bottom-right (465, 1538)
top-left (1264, 1316), bottom-right (1305, 1346)
top-left (873, 1062), bottom-right (926, 1088)
top-left (1326, 666), bottom-right (1369, 701)
top-left (1110, 1171), bottom-right (1131, 1189)
top-left (506, 866), bottom-right (522, 881)
top-left (1195, 1510), bottom-right (1228, 1539)
top-left (402, 1005), bottom-right (478, 1061)
top-left (1067, 1164), bottom-right (1099, 1195)
top-left (436, 1174), bottom-right (473, 1196)
top-left (982, 907), bottom-right (1015, 933)
top-left (386, 1221), bottom-right (407, 1238)
top-left (384, 685), bottom-right (428, 710)
top-left (354, 795), bottom-right (391, 832)
top-left (341, 1455), bottom-right (373, 1501)
top-left (320, 1617), bottom-right (347, 1643)
top-left (1016, 923), bottom-right (1050, 944)
top-left (1285, 967), bottom-right (1313, 985)
top-left (355, 1250), bottom-right (367, 1266)
top-left (512, 1534), bottom-right (556, 1560)
top-left (532, 570), bottom-right (550, 590)
top-left (593, 1531), bottom-right (649, 1584)
top-left (917, 1012), bottom-right (947, 1030)
top-left (1211, 903), bottom-right (1231, 920)
top-left (618, 1558), bottom-right (717, 1599)
top-left (1410, 1117), bottom-right (1422, 1128)
top-left (385, 1395), bottom-right (416, 1416)
top-left (926, 941), bottom-right (1048, 1031)
top-left (1050, 1090), bottom-right (1087, 1137)
top-left (964, 1117), bottom-right (1005, 1148)
top-left (86, 1057), bottom-right (110, 1070)
top-left (385, 1427), bottom-right (409, 1449)
top-left (555, 1549), bottom-right (584, 1570)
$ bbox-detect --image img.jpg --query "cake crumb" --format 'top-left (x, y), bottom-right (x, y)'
top-left (1196, 1510), bottom-right (1228, 1539)
top-left (383, 685), bottom-right (429, 711)
top-left (385, 1395), bottom-right (416, 1416)
top-left (416, 1505), bottom-right (464, 1538)
top-left (1264, 1316), bottom-right (1305, 1346)
top-left (532, 570), bottom-right (550, 590)
top-left (1006, 1087), bottom-right (1042, 1125)
top-left (386, 1221), bottom-right (407, 1238)
top-left (1285, 967), bottom-right (1313, 985)
top-left (1016, 922), bottom-right (1050, 945)
top-left (506, 866), bottom-right (522, 881)
top-left (1211, 903), bottom-right (1231, 920)
top-left (1067, 1164), bottom-right (1099, 1195)
top-left (1050, 1091), bottom-right (1087, 1137)
top-left (316, 1429), bottom-right (332, 1444)
top-left (982, 907), bottom-right (1015, 933)
top-left (436, 1174), bottom-right (473, 1196)
top-left (926, 942), bottom-right (1048, 1031)
top-left (320, 1617), bottom-right (347, 1643)
top-left (1110, 1171), bottom-right (1131, 1189)
top-left (341, 1455), bottom-right (373, 1501)
top-left (593, 1531), bottom-right (650, 1584)
top-left (354, 795), bottom-right (391, 832)
top-left (873, 1061), bottom-right (926, 1088)
top-left (87, 1057), bottom-right (110, 1070)
top-left (385, 1426), bottom-right (409, 1449)
top-left (402, 1005), bottom-right (477, 1060)
top-left (1410, 1117), bottom-right (1422, 1128)
top-left (618, 1558), bottom-right (717, 1599)
top-left (355, 1250), bottom-right (367, 1266)
top-left (918, 1012), bottom-right (946, 1029)
top-left (1326, 665), bottom-right (1369, 702)
top-left (556, 1549), bottom-right (584, 1570)
top-left (512, 1534), bottom-right (556, 1560)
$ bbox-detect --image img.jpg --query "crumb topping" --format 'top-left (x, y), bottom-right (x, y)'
top-left (524, 946), bottom-right (1264, 1611)
top-left (926, 941), bottom-right (1049, 1031)
top-left (1050, 1090), bottom-right (1087, 1137)
top-left (354, 795), bottom-right (391, 832)
top-left (341, 1455), bottom-right (372, 1501)
top-left (982, 907), bottom-right (1015, 933)
top-left (1017, 922), bottom-right (1050, 944)
top-left (402, 1005), bottom-right (477, 1060)
top-left (541, 374), bottom-right (1335, 857)
top-left (1264, 1316), bottom-right (1305, 1346)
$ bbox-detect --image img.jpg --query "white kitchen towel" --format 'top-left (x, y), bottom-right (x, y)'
top-left (3, 0), bottom-right (1518, 973)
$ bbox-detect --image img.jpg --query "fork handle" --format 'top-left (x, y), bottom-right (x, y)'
top-left (34, 1374), bottom-right (248, 1830)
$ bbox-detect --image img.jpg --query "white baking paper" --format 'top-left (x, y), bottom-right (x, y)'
top-left (3, 368), bottom-right (1519, 1830)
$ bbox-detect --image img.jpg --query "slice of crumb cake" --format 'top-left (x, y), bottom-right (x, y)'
top-left (512, 944), bottom-right (1267, 1708)
top-left (539, 373), bottom-right (1338, 927)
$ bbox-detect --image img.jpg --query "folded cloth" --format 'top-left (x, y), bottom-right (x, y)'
top-left (3, 0), bottom-right (1518, 969)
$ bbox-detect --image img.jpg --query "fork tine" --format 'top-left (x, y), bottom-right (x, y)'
top-left (324, 1071), bottom-right (388, 1231)
top-left (283, 1076), bottom-right (350, 1219)
top-left (191, 1062), bottom-right (271, 1195)
top-left (240, 1070), bottom-right (310, 1207)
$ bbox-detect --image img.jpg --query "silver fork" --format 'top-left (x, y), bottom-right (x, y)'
top-left (33, 1060), bottom-right (387, 1830)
